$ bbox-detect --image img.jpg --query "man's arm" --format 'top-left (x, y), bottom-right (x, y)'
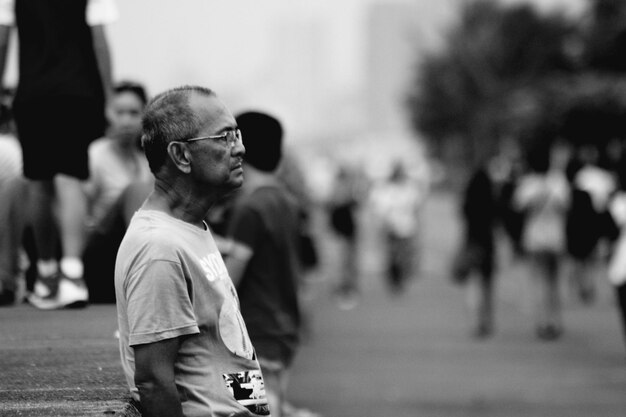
top-left (224, 241), bottom-right (253, 287)
top-left (91, 24), bottom-right (112, 102)
top-left (133, 337), bottom-right (184, 417)
top-left (0, 25), bottom-right (11, 92)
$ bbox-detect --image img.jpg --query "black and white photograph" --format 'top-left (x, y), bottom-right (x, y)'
top-left (1, 0), bottom-right (625, 416)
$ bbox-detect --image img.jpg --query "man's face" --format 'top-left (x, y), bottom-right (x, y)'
top-left (186, 94), bottom-right (245, 191)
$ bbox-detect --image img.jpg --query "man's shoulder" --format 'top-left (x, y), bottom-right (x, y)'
top-left (122, 212), bottom-right (183, 251)
top-left (117, 214), bottom-right (184, 277)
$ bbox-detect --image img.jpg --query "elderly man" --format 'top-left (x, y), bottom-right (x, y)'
top-left (115, 86), bottom-right (270, 417)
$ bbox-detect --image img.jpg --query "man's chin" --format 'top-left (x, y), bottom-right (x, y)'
top-left (229, 175), bottom-right (245, 189)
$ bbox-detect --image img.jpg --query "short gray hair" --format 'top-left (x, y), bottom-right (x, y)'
top-left (141, 85), bottom-right (215, 174)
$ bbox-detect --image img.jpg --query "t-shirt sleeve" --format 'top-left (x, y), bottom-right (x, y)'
top-left (0, 0), bottom-right (14, 26)
top-left (125, 259), bottom-right (199, 346)
top-left (227, 205), bottom-right (263, 249)
top-left (86, 0), bottom-right (119, 26)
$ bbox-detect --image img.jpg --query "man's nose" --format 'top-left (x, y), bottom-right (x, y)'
top-left (232, 140), bottom-right (245, 157)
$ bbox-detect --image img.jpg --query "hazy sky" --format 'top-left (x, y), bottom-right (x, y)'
top-left (0, 0), bottom-right (588, 141)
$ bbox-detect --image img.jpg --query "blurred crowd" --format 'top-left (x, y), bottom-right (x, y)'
top-left (453, 137), bottom-right (626, 346)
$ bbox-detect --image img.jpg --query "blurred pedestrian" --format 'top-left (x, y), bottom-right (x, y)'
top-left (0, 94), bottom-right (25, 305)
top-left (277, 147), bottom-right (320, 275)
top-left (225, 111), bottom-right (318, 417)
top-left (327, 164), bottom-right (366, 309)
top-left (276, 147), bottom-right (321, 340)
top-left (371, 159), bottom-right (427, 294)
top-left (0, 0), bottom-right (117, 309)
top-left (608, 187), bottom-right (626, 354)
top-left (452, 163), bottom-right (497, 338)
top-left (115, 86), bottom-right (271, 416)
top-left (85, 81), bottom-right (151, 229)
top-left (82, 81), bottom-right (151, 303)
top-left (514, 142), bottom-right (571, 340)
top-left (490, 146), bottom-right (526, 257)
top-left (566, 144), bottom-right (617, 304)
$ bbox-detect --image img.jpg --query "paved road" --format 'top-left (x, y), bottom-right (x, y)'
top-left (1, 192), bottom-right (625, 416)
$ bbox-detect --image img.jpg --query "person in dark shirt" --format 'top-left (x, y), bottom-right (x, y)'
top-left (225, 111), bottom-right (318, 417)
top-left (454, 165), bottom-right (497, 338)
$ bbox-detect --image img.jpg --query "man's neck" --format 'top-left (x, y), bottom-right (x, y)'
top-left (144, 176), bottom-right (217, 229)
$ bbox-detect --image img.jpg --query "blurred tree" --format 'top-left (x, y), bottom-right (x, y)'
top-left (584, 0), bottom-right (626, 72)
top-left (555, 74), bottom-right (626, 147)
top-left (407, 0), bottom-right (577, 170)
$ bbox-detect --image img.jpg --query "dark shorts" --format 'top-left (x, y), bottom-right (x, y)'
top-left (13, 96), bottom-right (105, 180)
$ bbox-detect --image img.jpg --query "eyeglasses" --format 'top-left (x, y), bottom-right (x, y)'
top-left (183, 129), bottom-right (242, 148)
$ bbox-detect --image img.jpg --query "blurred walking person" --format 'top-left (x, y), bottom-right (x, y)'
top-left (491, 145), bottom-right (526, 258)
top-left (371, 160), bottom-right (427, 294)
top-left (0, 0), bottom-right (117, 309)
top-left (565, 144), bottom-right (617, 304)
top-left (225, 111), bottom-right (319, 417)
top-left (607, 176), bottom-right (626, 354)
top-left (0, 95), bottom-right (25, 306)
top-left (276, 148), bottom-right (321, 340)
top-left (327, 164), bottom-right (366, 309)
top-left (514, 142), bottom-right (571, 340)
top-left (452, 163), bottom-right (497, 338)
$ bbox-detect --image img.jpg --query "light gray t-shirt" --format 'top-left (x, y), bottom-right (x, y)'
top-left (115, 209), bottom-right (270, 417)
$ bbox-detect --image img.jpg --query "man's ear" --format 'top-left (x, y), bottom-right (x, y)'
top-left (167, 141), bottom-right (192, 174)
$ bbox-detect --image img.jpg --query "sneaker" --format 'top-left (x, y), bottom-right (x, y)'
top-left (579, 286), bottom-right (596, 305)
top-left (57, 276), bottom-right (89, 308)
top-left (536, 323), bottom-right (563, 341)
top-left (472, 321), bottom-right (494, 340)
top-left (28, 274), bottom-right (88, 310)
top-left (28, 274), bottom-right (63, 310)
top-left (336, 290), bottom-right (359, 311)
top-left (33, 274), bottom-right (60, 298)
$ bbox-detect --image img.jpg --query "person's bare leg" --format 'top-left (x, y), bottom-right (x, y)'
top-left (54, 174), bottom-right (87, 261)
top-left (47, 174), bottom-right (89, 308)
top-left (546, 259), bottom-right (563, 333)
top-left (534, 254), bottom-right (562, 340)
top-left (477, 274), bottom-right (494, 337)
top-left (26, 179), bottom-right (62, 305)
top-left (576, 258), bottom-right (596, 304)
top-left (55, 174), bottom-right (88, 283)
top-left (0, 178), bottom-right (27, 303)
top-left (530, 256), bottom-right (548, 333)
